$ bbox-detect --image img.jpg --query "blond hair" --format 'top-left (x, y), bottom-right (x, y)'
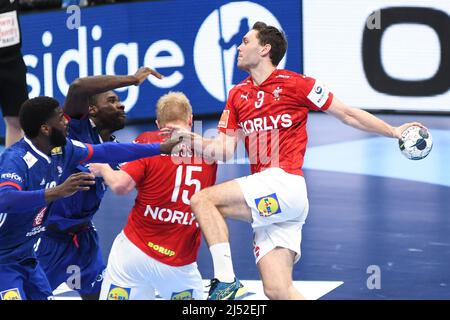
top-left (156, 91), bottom-right (192, 127)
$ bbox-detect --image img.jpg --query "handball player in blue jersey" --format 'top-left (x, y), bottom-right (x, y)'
top-left (35, 67), bottom-right (164, 300)
top-left (0, 96), bottom-right (180, 300)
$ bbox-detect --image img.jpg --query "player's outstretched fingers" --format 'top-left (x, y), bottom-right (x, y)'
top-left (148, 68), bottom-right (164, 79)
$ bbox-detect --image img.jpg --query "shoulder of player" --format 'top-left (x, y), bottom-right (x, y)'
top-left (66, 116), bottom-right (92, 138)
top-left (66, 113), bottom-right (90, 127)
top-left (228, 77), bottom-right (252, 96)
top-left (272, 69), bottom-right (303, 79)
top-left (133, 131), bottom-right (161, 144)
top-left (0, 144), bottom-right (31, 171)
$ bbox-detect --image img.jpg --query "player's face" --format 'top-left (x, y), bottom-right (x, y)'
top-left (48, 108), bottom-right (68, 147)
top-left (93, 91), bottom-right (126, 132)
top-left (237, 29), bottom-right (263, 71)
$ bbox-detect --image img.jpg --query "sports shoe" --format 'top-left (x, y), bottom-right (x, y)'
top-left (207, 278), bottom-right (247, 300)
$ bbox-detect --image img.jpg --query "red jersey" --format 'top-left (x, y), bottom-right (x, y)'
top-left (218, 69), bottom-right (334, 176)
top-left (121, 131), bottom-right (217, 266)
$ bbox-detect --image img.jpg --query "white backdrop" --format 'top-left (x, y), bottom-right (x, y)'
top-left (303, 0), bottom-right (450, 111)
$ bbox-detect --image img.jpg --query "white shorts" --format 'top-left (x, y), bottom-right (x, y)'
top-left (236, 167), bottom-right (309, 264)
top-left (99, 232), bottom-right (204, 300)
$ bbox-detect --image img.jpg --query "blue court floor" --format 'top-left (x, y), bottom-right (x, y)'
top-left (2, 112), bottom-right (450, 299)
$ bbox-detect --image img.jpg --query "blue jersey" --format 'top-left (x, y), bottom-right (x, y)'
top-left (0, 137), bottom-right (91, 263)
top-left (46, 117), bottom-right (117, 231)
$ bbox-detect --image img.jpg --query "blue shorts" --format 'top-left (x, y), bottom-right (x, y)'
top-left (0, 258), bottom-right (53, 300)
top-left (36, 225), bottom-right (106, 297)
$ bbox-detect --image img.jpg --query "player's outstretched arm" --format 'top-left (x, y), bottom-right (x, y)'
top-left (165, 127), bottom-right (237, 162)
top-left (326, 96), bottom-right (425, 138)
top-left (88, 163), bottom-right (136, 195)
top-left (63, 67), bottom-right (164, 119)
top-left (82, 136), bottom-right (181, 165)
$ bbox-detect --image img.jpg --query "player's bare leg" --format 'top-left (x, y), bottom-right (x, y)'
top-left (257, 247), bottom-right (306, 300)
top-left (4, 116), bottom-right (23, 147)
top-left (190, 180), bottom-right (252, 245)
top-left (190, 179), bottom-right (251, 299)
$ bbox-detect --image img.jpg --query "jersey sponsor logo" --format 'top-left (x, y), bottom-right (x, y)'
top-left (23, 151), bottom-right (38, 169)
top-left (239, 114), bottom-right (292, 135)
top-left (0, 288), bottom-right (22, 300)
top-left (194, 2), bottom-right (285, 102)
top-left (144, 205), bottom-right (197, 226)
top-left (307, 79), bottom-right (330, 108)
top-left (148, 241), bottom-right (176, 257)
top-left (254, 193), bottom-right (282, 217)
top-left (26, 225), bottom-right (46, 237)
top-left (171, 289), bottom-right (193, 300)
top-left (33, 207), bottom-right (47, 227)
top-left (218, 110), bottom-right (230, 128)
top-left (51, 147), bottom-right (62, 155)
top-left (240, 93), bottom-right (249, 101)
top-left (107, 285), bottom-right (130, 300)
top-left (71, 139), bottom-right (86, 148)
top-left (0, 172), bottom-right (23, 183)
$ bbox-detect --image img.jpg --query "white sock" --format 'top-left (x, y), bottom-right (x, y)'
top-left (210, 242), bottom-right (236, 283)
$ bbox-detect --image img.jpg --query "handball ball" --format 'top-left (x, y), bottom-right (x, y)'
top-left (398, 125), bottom-right (432, 160)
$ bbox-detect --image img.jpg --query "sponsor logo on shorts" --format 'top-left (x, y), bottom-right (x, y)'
top-left (254, 245), bottom-right (260, 258)
top-left (0, 288), bottom-right (22, 300)
top-left (254, 193), bottom-right (281, 217)
top-left (91, 269), bottom-right (105, 288)
top-left (147, 241), bottom-right (176, 257)
top-left (107, 285), bottom-right (130, 300)
top-left (171, 289), bottom-right (193, 300)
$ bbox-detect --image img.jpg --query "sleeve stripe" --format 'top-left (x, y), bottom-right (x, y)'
top-left (321, 92), bottom-right (334, 111)
top-left (79, 143), bottom-right (94, 163)
top-left (0, 182), bottom-right (22, 191)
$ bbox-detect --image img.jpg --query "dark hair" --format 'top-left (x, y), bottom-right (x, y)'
top-left (19, 96), bottom-right (60, 138)
top-left (252, 21), bottom-right (287, 66)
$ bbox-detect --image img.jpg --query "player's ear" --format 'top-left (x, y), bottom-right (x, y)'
top-left (88, 105), bottom-right (98, 117)
top-left (188, 115), bottom-right (193, 127)
top-left (260, 44), bottom-right (271, 56)
top-left (40, 123), bottom-right (51, 137)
